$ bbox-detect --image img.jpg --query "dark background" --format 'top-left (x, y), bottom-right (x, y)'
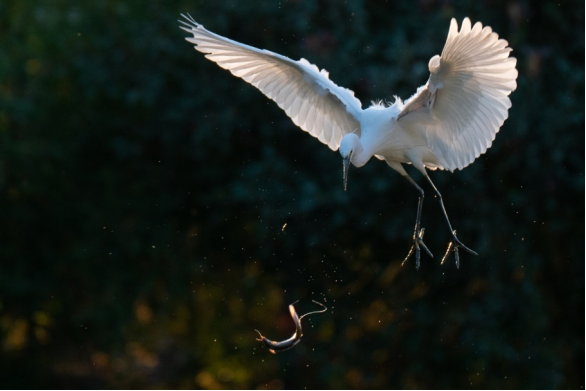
top-left (1, 0), bottom-right (584, 388)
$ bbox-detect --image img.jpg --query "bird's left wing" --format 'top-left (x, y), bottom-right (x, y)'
top-left (179, 14), bottom-right (362, 151)
top-left (398, 18), bottom-right (517, 171)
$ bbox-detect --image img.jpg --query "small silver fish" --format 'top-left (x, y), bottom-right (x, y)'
top-left (255, 300), bottom-right (327, 354)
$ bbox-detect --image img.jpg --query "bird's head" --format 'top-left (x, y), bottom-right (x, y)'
top-left (339, 133), bottom-right (362, 191)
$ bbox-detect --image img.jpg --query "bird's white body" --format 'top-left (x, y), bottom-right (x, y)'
top-left (342, 103), bottom-right (439, 170)
top-left (180, 15), bottom-right (518, 267)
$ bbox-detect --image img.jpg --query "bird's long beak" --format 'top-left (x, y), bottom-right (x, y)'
top-left (343, 155), bottom-right (351, 192)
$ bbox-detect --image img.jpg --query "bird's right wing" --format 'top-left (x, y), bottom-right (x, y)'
top-left (179, 14), bottom-right (362, 151)
top-left (398, 18), bottom-right (517, 171)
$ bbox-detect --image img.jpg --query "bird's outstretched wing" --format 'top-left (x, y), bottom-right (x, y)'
top-left (398, 18), bottom-right (517, 171)
top-left (179, 14), bottom-right (362, 151)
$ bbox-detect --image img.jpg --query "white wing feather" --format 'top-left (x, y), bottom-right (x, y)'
top-left (399, 18), bottom-right (518, 171)
top-left (179, 14), bottom-right (362, 151)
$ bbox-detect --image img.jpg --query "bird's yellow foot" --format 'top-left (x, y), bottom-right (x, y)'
top-left (440, 230), bottom-right (478, 268)
top-left (402, 228), bottom-right (433, 270)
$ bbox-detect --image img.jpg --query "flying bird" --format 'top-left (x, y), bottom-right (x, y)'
top-left (179, 15), bottom-right (517, 269)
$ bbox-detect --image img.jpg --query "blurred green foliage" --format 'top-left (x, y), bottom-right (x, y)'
top-left (0, 0), bottom-right (584, 388)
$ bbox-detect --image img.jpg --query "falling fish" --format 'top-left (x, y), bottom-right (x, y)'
top-left (255, 300), bottom-right (327, 354)
top-left (281, 223), bottom-right (287, 233)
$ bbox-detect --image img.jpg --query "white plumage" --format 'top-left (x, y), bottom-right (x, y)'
top-left (180, 14), bottom-right (361, 151)
top-left (399, 18), bottom-right (517, 171)
top-left (180, 15), bottom-right (517, 268)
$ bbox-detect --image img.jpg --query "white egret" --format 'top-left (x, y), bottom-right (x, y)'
top-left (179, 15), bottom-right (517, 269)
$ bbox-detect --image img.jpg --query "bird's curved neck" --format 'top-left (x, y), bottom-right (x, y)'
top-left (350, 138), bottom-right (371, 168)
top-left (350, 105), bottom-right (399, 167)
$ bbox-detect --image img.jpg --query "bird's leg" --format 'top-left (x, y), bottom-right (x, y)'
top-left (424, 174), bottom-right (478, 268)
top-left (401, 174), bottom-right (433, 270)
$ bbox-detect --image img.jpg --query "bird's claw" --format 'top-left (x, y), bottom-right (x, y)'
top-left (402, 228), bottom-right (433, 270)
top-left (440, 230), bottom-right (478, 268)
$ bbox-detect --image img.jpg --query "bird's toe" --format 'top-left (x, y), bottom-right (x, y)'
top-left (441, 231), bottom-right (477, 268)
